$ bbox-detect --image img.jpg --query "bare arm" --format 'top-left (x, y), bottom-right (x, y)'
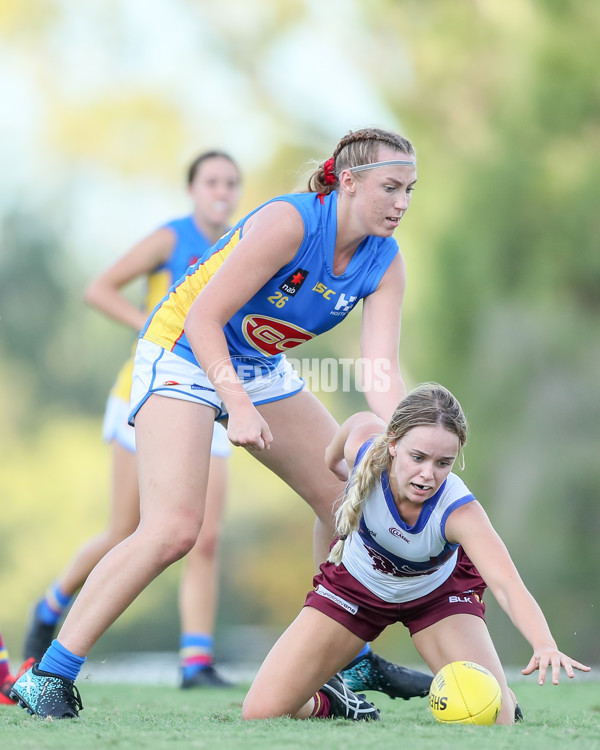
top-left (446, 502), bottom-right (591, 684)
top-left (324, 412), bottom-right (387, 481)
top-left (183, 200), bottom-right (304, 449)
top-left (360, 252), bottom-right (406, 422)
top-left (84, 227), bottom-right (175, 332)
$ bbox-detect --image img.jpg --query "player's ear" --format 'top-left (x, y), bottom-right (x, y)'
top-left (388, 439), bottom-right (397, 458)
top-left (338, 169), bottom-right (356, 196)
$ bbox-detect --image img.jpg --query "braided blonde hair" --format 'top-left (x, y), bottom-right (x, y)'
top-left (328, 383), bottom-right (468, 564)
top-left (307, 127), bottom-right (415, 194)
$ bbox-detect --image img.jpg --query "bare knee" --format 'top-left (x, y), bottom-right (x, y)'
top-left (142, 523), bottom-right (201, 566)
top-left (494, 687), bottom-right (518, 725)
top-left (189, 528), bottom-right (220, 561)
top-left (242, 693), bottom-right (285, 721)
top-left (241, 695), bottom-right (261, 720)
top-left (105, 522), bottom-right (138, 549)
top-left (241, 682), bottom-right (309, 721)
top-left (164, 532), bottom-right (199, 564)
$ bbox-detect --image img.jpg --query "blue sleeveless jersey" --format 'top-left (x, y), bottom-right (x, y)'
top-left (145, 215), bottom-right (211, 311)
top-left (142, 192), bottom-right (399, 367)
top-left (111, 215), bottom-right (211, 400)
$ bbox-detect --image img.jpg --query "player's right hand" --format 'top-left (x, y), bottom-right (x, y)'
top-left (226, 404), bottom-right (273, 450)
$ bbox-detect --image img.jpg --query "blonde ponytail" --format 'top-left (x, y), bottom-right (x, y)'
top-left (328, 435), bottom-right (390, 564)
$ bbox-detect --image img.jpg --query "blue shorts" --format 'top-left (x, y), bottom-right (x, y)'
top-left (103, 393), bottom-right (232, 457)
top-left (128, 339), bottom-right (305, 424)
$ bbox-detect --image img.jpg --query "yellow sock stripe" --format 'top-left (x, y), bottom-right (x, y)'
top-left (180, 646), bottom-right (211, 658)
top-left (310, 692), bottom-right (322, 717)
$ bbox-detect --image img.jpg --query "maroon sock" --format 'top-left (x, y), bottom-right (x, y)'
top-left (310, 690), bottom-right (331, 718)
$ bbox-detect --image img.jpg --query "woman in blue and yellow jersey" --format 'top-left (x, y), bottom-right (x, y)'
top-left (13, 128), bottom-right (432, 719)
top-left (21, 151), bottom-right (241, 689)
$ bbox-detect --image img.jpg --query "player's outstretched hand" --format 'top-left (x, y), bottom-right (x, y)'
top-left (522, 648), bottom-right (591, 685)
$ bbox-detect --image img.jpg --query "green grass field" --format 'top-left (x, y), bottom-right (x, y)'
top-left (2, 678), bottom-right (599, 750)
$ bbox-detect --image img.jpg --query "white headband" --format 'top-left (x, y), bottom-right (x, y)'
top-left (349, 159), bottom-right (416, 173)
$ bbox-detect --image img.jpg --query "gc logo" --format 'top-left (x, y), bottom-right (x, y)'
top-left (242, 314), bottom-right (314, 355)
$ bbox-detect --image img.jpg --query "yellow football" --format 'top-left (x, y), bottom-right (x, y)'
top-left (429, 660), bottom-right (502, 725)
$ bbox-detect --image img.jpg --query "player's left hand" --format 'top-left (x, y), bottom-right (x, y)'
top-left (522, 647), bottom-right (591, 685)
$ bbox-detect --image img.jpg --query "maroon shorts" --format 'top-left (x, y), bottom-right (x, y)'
top-left (304, 548), bottom-right (486, 642)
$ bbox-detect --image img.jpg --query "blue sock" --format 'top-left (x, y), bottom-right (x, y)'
top-left (37, 583), bottom-right (73, 626)
top-left (39, 640), bottom-right (86, 682)
top-left (180, 633), bottom-right (213, 680)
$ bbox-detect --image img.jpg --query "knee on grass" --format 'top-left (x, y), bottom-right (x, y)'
top-left (241, 694), bottom-right (299, 721)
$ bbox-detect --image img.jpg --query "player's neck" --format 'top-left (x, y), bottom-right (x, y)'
top-left (192, 213), bottom-right (227, 245)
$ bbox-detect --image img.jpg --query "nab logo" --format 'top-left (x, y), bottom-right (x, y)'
top-left (242, 314), bottom-right (314, 356)
top-left (279, 268), bottom-right (309, 296)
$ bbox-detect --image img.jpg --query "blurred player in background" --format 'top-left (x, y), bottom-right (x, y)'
top-left (23, 151), bottom-right (242, 689)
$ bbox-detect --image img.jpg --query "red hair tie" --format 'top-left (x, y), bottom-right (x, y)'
top-left (323, 157), bottom-right (337, 185)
